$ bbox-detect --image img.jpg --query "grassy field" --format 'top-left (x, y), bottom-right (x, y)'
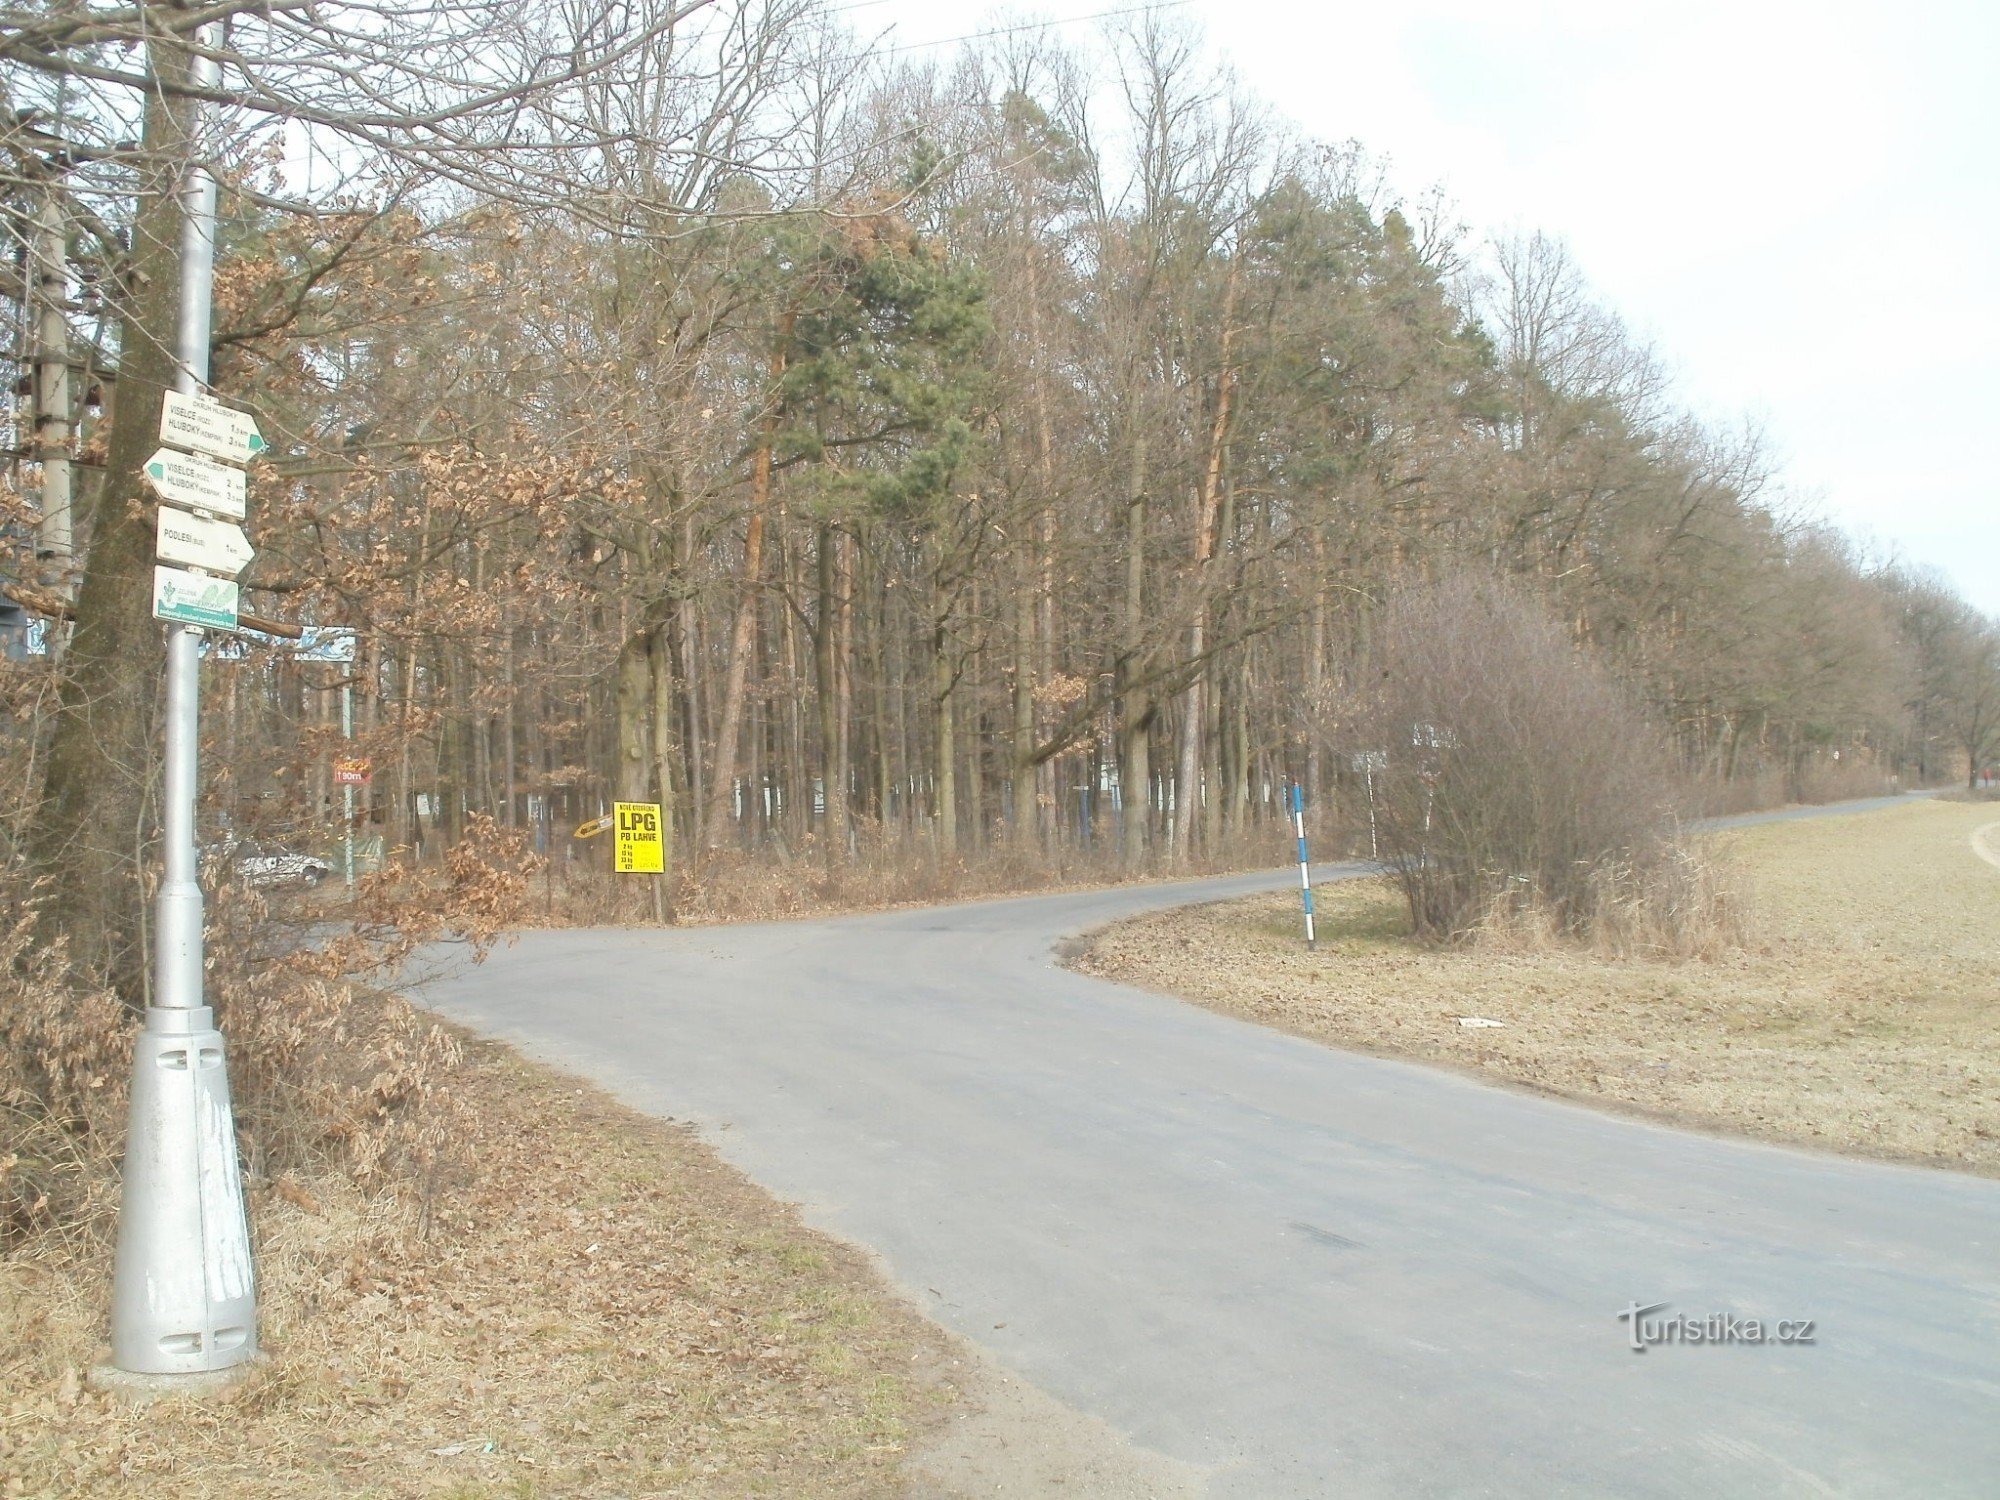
top-left (1074, 797), bottom-right (2000, 1174)
top-left (2, 1037), bottom-right (965, 1498)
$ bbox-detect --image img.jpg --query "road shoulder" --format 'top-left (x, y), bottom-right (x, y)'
top-left (4, 1021), bottom-right (1199, 1497)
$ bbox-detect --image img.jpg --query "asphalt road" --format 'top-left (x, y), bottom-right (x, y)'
top-left (407, 796), bottom-right (1999, 1498)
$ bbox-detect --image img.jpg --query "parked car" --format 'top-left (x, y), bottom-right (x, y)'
top-left (231, 843), bottom-right (335, 888)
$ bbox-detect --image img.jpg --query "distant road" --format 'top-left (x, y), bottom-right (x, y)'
top-left (1696, 787), bottom-right (1940, 829)
top-left (408, 792), bottom-right (1997, 1498)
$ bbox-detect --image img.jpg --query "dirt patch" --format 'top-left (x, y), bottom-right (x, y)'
top-left (4, 1036), bottom-right (961, 1497)
top-left (1072, 798), bottom-right (2000, 1174)
top-left (904, 1355), bottom-right (1208, 1499)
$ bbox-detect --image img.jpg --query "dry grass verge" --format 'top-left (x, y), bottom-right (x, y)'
top-left (2, 1023), bottom-right (960, 1497)
top-left (1073, 798), bottom-right (2000, 1173)
top-left (431, 825), bottom-right (1290, 931)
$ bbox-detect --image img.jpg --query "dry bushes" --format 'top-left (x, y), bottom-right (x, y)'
top-left (0, 906), bottom-right (130, 1248)
top-left (1345, 574), bottom-right (1737, 952)
top-left (0, 815), bottom-right (538, 1257)
top-left (210, 958), bottom-right (469, 1211)
top-left (200, 814), bottom-right (539, 1203)
top-left (1471, 842), bottom-right (1750, 961)
top-left (528, 816), bottom-right (1283, 929)
top-left (671, 825), bottom-right (1118, 924)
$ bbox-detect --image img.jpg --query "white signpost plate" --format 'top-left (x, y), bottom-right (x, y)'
top-left (156, 507), bottom-right (254, 576)
top-left (153, 564), bottom-right (240, 631)
top-left (294, 626), bottom-right (357, 663)
top-left (144, 447), bottom-right (247, 520)
top-left (160, 390), bottom-right (267, 465)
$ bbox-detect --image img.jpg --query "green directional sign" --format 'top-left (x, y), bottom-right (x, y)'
top-left (152, 564), bottom-right (240, 631)
top-left (144, 446), bottom-right (247, 519)
top-left (160, 389), bottom-right (267, 465)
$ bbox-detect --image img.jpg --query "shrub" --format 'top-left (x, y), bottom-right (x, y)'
top-left (1347, 573), bottom-right (1731, 950)
top-left (1, 815), bottom-right (536, 1252)
top-left (0, 903), bottom-right (129, 1248)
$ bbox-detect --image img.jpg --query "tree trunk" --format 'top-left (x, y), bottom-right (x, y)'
top-left (932, 575), bottom-right (957, 855)
top-left (1307, 525), bottom-right (1328, 804)
top-left (814, 521), bottom-right (849, 863)
top-left (1023, 247), bottom-right (1060, 851)
top-left (614, 627), bottom-right (651, 804)
top-left (834, 528), bottom-right (854, 854)
top-left (1011, 565), bottom-right (1037, 847)
top-left (650, 618), bottom-right (677, 909)
top-left (676, 542), bottom-right (705, 824)
top-left (1118, 427), bottom-right (1151, 867)
top-left (703, 318), bottom-right (789, 848)
top-left (31, 42), bottom-right (195, 997)
top-left (1172, 265), bottom-right (1240, 864)
top-left (440, 647), bottom-right (468, 845)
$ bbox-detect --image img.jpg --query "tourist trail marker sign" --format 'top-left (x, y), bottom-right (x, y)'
top-left (150, 385), bottom-right (262, 633)
top-left (160, 388), bottom-right (267, 465)
top-left (1289, 782), bottom-right (1316, 950)
top-left (155, 507), bottom-right (253, 576)
top-left (152, 564), bottom-right (240, 631)
top-left (144, 447), bottom-right (247, 520)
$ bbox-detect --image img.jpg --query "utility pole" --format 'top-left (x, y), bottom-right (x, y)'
top-left (342, 676), bottom-right (356, 886)
top-left (106, 24), bottom-right (260, 1382)
top-left (30, 178), bottom-right (73, 593)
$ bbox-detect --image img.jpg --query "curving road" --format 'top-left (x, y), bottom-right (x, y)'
top-left (407, 796), bottom-right (1998, 1498)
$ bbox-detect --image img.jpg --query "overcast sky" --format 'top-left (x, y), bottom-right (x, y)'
top-left (853, 0), bottom-right (2000, 616)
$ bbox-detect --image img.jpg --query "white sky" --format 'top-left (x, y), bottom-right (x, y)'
top-left (854, 0), bottom-right (2000, 616)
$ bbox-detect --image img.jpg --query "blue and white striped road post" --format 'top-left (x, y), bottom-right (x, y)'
top-left (1289, 782), bottom-right (1316, 950)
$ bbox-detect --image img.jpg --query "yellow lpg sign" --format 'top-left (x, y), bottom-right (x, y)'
top-left (613, 801), bottom-right (664, 873)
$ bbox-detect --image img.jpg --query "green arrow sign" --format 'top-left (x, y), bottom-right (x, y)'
top-left (145, 447), bottom-right (248, 519)
top-left (160, 390), bottom-right (266, 465)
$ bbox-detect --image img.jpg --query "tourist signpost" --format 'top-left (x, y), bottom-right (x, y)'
top-left (111, 38), bottom-right (267, 1381)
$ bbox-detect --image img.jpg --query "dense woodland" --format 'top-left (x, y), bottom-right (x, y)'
top-left (3, 0), bottom-right (1998, 986)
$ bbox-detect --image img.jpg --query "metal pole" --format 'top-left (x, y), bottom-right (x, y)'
top-left (157, 25), bottom-right (220, 1011)
top-left (1290, 781), bottom-right (1316, 950)
top-left (1365, 766), bottom-right (1378, 862)
top-left (342, 681), bottom-right (355, 887)
top-left (108, 24), bottom-right (258, 1379)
